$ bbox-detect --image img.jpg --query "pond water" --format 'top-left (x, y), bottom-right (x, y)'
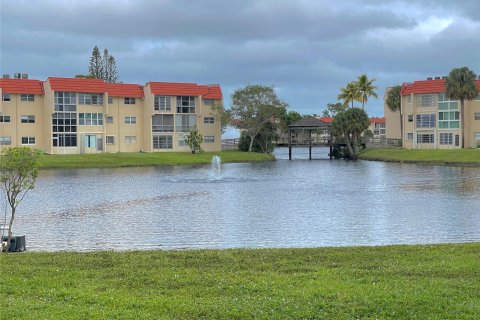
top-left (6, 147), bottom-right (480, 251)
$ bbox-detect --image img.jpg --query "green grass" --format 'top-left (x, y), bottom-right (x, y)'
top-left (360, 148), bottom-right (480, 166)
top-left (38, 151), bottom-right (274, 169)
top-left (1, 243), bottom-right (480, 319)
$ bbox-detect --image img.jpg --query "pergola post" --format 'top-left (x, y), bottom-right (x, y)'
top-left (309, 129), bottom-right (312, 160)
top-left (288, 128), bottom-right (292, 160)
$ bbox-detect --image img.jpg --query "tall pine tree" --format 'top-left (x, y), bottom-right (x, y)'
top-left (88, 46), bottom-right (118, 83)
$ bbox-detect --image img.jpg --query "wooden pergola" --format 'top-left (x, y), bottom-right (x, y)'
top-left (288, 117), bottom-right (332, 160)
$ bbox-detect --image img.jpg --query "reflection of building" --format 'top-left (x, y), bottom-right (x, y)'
top-left (0, 76), bottom-right (222, 153)
top-left (385, 78), bottom-right (480, 149)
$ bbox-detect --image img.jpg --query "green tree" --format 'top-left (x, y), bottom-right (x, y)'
top-left (338, 82), bottom-right (361, 108)
top-left (230, 85), bottom-right (288, 152)
top-left (1, 147), bottom-right (41, 252)
top-left (185, 128), bottom-right (203, 154)
top-left (88, 46), bottom-right (118, 83)
top-left (445, 67), bottom-right (479, 148)
top-left (103, 49), bottom-right (118, 83)
top-left (211, 101), bottom-right (231, 134)
top-left (321, 102), bottom-right (345, 117)
top-left (356, 74), bottom-right (378, 109)
top-left (386, 85), bottom-right (403, 139)
top-left (279, 110), bottom-right (302, 133)
top-left (331, 108), bottom-right (370, 160)
top-left (88, 46), bottom-right (103, 79)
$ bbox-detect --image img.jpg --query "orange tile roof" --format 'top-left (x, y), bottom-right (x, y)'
top-left (318, 117), bottom-right (333, 123)
top-left (370, 117), bottom-right (385, 123)
top-left (48, 77), bottom-right (106, 93)
top-left (401, 79), bottom-right (480, 96)
top-left (148, 82), bottom-right (222, 99)
top-left (0, 79), bottom-right (44, 94)
top-left (105, 83), bottom-right (144, 98)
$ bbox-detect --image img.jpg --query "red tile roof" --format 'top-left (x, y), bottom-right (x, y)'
top-left (105, 83), bottom-right (144, 98)
top-left (401, 79), bottom-right (480, 96)
top-left (48, 77), bottom-right (106, 93)
top-left (148, 82), bottom-right (222, 99)
top-left (318, 117), bottom-right (333, 123)
top-left (370, 117), bottom-right (385, 124)
top-left (0, 79), bottom-right (44, 94)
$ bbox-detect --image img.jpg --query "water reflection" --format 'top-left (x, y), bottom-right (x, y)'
top-left (5, 147), bottom-right (480, 251)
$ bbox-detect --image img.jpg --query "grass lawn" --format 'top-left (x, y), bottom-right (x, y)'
top-left (360, 148), bottom-right (480, 166)
top-left (38, 150), bottom-right (274, 169)
top-left (1, 243), bottom-right (480, 319)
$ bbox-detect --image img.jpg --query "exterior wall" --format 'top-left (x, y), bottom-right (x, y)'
top-left (0, 92), bottom-right (44, 152)
top-left (402, 94), bottom-right (414, 149)
top-left (42, 81), bottom-right (54, 154)
top-left (383, 90), bottom-right (401, 140)
top-left (117, 96), bottom-right (143, 153)
top-left (142, 85), bottom-right (154, 152)
top-left (198, 98), bottom-right (223, 152)
top-left (465, 98), bottom-right (480, 148)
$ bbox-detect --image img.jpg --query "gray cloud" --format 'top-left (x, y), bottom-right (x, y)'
top-left (1, 0), bottom-right (479, 117)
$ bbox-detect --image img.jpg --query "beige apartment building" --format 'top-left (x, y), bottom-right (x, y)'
top-left (0, 77), bottom-right (223, 154)
top-left (385, 78), bottom-right (480, 149)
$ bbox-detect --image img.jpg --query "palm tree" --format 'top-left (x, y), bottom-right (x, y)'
top-left (445, 67), bottom-right (478, 148)
top-left (386, 85), bottom-right (402, 140)
top-left (357, 74), bottom-right (378, 109)
top-left (337, 82), bottom-right (360, 108)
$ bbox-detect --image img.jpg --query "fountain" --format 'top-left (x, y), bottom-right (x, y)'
top-left (210, 155), bottom-right (223, 180)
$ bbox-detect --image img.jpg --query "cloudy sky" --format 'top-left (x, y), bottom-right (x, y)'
top-left (1, 0), bottom-right (479, 116)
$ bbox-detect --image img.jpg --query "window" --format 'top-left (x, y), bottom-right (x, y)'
top-left (203, 99), bottom-right (214, 106)
top-left (176, 96), bottom-right (195, 113)
top-left (79, 93), bottom-right (103, 105)
top-left (0, 136), bottom-right (12, 145)
top-left (125, 136), bottom-right (137, 144)
top-left (125, 116), bottom-right (137, 124)
top-left (152, 114), bottom-right (174, 132)
top-left (106, 136), bottom-right (115, 144)
top-left (408, 114), bottom-right (413, 122)
top-left (406, 95), bottom-right (412, 104)
top-left (2, 94), bottom-right (11, 101)
top-left (20, 94), bottom-right (34, 102)
top-left (175, 114), bottom-right (196, 132)
top-left (52, 112), bottom-right (77, 147)
top-left (124, 97), bottom-right (136, 104)
top-left (475, 132), bottom-right (480, 141)
top-left (79, 113), bottom-right (103, 125)
top-left (475, 113), bottom-right (480, 120)
top-left (53, 134), bottom-right (77, 147)
top-left (416, 114), bottom-right (436, 128)
top-left (204, 136), bottom-right (215, 143)
top-left (204, 117), bottom-right (215, 124)
top-left (439, 133), bottom-right (453, 145)
top-left (178, 134), bottom-right (187, 146)
top-left (0, 115), bottom-right (11, 123)
top-left (108, 96), bottom-right (113, 104)
top-left (21, 137), bottom-right (35, 145)
top-left (417, 133), bottom-right (434, 143)
top-left (416, 94), bottom-right (436, 107)
top-left (153, 135), bottom-right (173, 149)
top-left (374, 123), bottom-right (385, 135)
top-left (54, 92), bottom-right (76, 111)
top-left (21, 115), bottom-right (35, 123)
top-left (406, 133), bottom-right (413, 141)
top-left (106, 116), bottom-right (113, 124)
top-left (154, 96), bottom-right (172, 111)
top-left (438, 111), bottom-right (459, 129)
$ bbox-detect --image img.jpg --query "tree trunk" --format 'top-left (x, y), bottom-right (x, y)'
top-left (5, 207), bottom-right (15, 252)
top-left (248, 135), bottom-right (255, 152)
top-left (461, 100), bottom-right (465, 148)
top-left (344, 132), bottom-right (354, 159)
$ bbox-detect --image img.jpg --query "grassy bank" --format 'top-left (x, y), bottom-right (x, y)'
top-left (38, 150), bottom-right (274, 169)
top-left (360, 148), bottom-right (480, 166)
top-left (1, 243), bottom-right (479, 319)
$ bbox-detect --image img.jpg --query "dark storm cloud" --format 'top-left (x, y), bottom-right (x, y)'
top-left (1, 0), bottom-right (479, 116)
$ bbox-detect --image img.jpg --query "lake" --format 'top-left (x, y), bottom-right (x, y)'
top-left (6, 147), bottom-right (480, 251)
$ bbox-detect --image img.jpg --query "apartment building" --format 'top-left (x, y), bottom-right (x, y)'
top-left (369, 117), bottom-right (386, 138)
top-left (385, 78), bottom-right (480, 149)
top-left (0, 77), bottom-right (223, 154)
